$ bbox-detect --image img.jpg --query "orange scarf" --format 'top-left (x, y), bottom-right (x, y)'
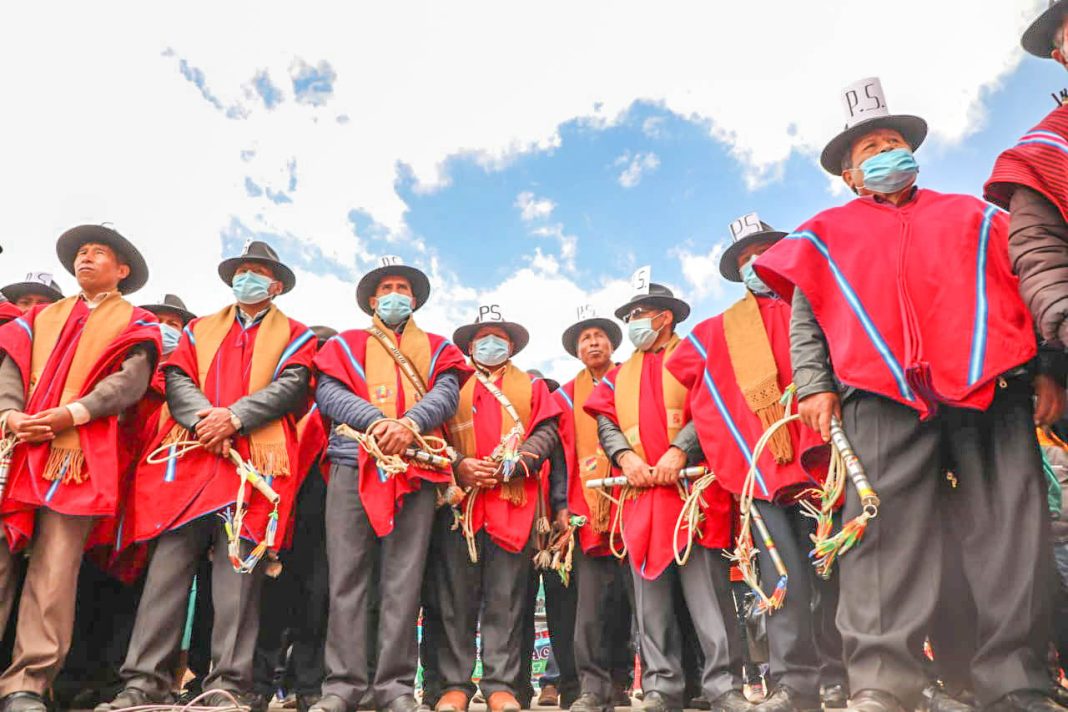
top-left (573, 368), bottom-right (612, 532)
top-left (614, 334), bottom-right (687, 460)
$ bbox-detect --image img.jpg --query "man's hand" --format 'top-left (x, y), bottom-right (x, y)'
top-left (553, 508), bottom-right (571, 533)
top-left (6, 410), bottom-right (54, 443)
top-left (204, 437), bottom-right (232, 458)
top-left (22, 407), bottom-right (75, 442)
top-left (195, 407), bottom-right (238, 450)
top-left (370, 418), bottom-right (417, 457)
top-left (1034, 373), bottom-right (1066, 426)
top-left (456, 457), bottom-right (500, 489)
top-left (618, 451), bottom-right (653, 488)
top-left (652, 446), bottom-right (686, 486)
top-left (798, 391), bottom-right (841, 442)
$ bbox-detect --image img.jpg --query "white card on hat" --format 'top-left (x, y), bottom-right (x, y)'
top-left (841, 77), bottom-right (889, 127)
top-left (26, 272), bottom-right (53, 286)
top-left (241, 237), bottom-right (254, 253)
top-left (576, 304), bottom-right (596, 321)
top-left (476, 304), bottom-right (503, 323)
top-left (379, 255), bottom-right (404, 268)
top-left (630, 266), bottom-right (651, 294)
top-left (729, 213), bottom-right (763, 242)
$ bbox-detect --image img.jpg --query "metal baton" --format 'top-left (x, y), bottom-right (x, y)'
top-left (829, 416), bottom-right (879, 517)
top-left (586, 466), bottom-right (706, 489)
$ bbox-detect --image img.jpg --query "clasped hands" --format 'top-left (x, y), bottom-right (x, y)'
top-left (5, 408), bottom-right (75, 443)
top-left (456, 450), bottom-right (539, 490)
top-left (618, 447), bottom-right (686, 488)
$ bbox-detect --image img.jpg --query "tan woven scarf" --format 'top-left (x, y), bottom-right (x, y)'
top-left (723, 291), bottom-right (792, 464)
top-left (572, 368), bottom-right (612, 533)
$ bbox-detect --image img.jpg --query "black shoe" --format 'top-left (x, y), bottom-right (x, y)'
top-left (0, 693), bottom-right (47, 712)
top-left (845, 690), bottom-right (906, 712)
top-left (178, 683), bottom-right (205, 706)
top-left (311, 694), bottom-right (352, 712)
top-left (986, 691), bottom-right (1068, 712)
top-left (199, 690), bottom-right (255, 710)
top-left (559, 684), bottom-right (581, 710)
top-left (569, 693), bottom-right (612, 712)
top-left (918, 685), bottom-right (974, 712)
top-left (754, 686), bottom-right (818, 712)
top-left (94, 687), bottom-right (168, 712)
top-left (821, 685), bottom-right (848, 711)
top-left (691, 696), bottom-right (712, 711)
top-left (298, 694), bottom-right (322, 712)
top-left (381, 695), bottom-right (426, 712)
top-left (710, 689), bottom-right (755, 712)
top-left (640, 691), bottom-right (680, 712)
top-left (247, 692), bottom-right (272, 712)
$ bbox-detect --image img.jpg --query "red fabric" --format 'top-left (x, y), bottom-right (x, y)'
top-left (986, 104), bottom-right (1068, 220)
top-left (0, 302), bottom-right (22, 326)
top-left (313, 330), bottom-right (471, 537)
top-left (755, 189), bottom-right (1036, 418)
top-left (466, 374), bottom-right (561, 553)
top-left (666, 297), bottom-right (824, 502)
top-left (0, 301), bottom-right (162, 551)
top-left (583, 352), bottom-right (733, 581)
top-left (129, 314), bottom-right (316, 546)
top-left (556, 380), bottom-right (608, 557)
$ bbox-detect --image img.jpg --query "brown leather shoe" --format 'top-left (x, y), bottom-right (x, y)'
top-left (489, 692), bottom-right (522, 712)
top-left (435, 691), bottom-right (470, 712)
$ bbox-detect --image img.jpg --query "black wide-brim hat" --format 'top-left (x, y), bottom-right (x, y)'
top-left (719, 229), bottom-right (787, 282)
top-left (218, 241), bottom-right (295, 294)
top-left (614, 283), bottom-right (690, 324)
top-left (453, 320), bottom-right (530, 357)
top-left (561, 317), bottom-right (622, 358)
top-left (1, 280), bottom-right (63, 305)
top-left (355, 264), bottom-right (431, 316)
top-left (139, 294), bottom-right (196, 325)
top-left (1023, 0), bottom-right (1068, 57)
top-left (56, 224), bottom-right (149, 295)
top-left (819, 114), bottom-right (928, 175)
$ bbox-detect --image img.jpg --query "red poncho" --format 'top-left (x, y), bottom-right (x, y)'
top-left (0, 296), bottom-right (161, 550)
top-left (986, 104), bottom-right (1068, 220)
top-left (666, 295), bottom-right (824, 502)
top-left (129, 304), bottom-right (316, 546)
top-left (313, 319), bottom-right (471, 537)
top-left (755, 189), bottom-right (1036, 418)
top-left (584, 336), bottom-right (732, 581)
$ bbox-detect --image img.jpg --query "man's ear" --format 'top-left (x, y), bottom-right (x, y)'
top-left (269, 280), bottom-right (284, 297)
top-left (117, 263), bottom-right (131, 281)
top-left (369, 295), bottom-right (379, 311)
top-left (842, 168), bottom-right (862, 195)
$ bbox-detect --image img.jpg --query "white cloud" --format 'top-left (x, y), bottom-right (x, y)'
top-left (674, 242), bottom-right (733, 302)
top-left (0, 0), bottom-right (1043, 376)
top-left (515, 191), bottom-right (555, 221)
top-left (642, 116), bottom-right (665, 139)
top-left (616, 151), bottom-right (661, 188)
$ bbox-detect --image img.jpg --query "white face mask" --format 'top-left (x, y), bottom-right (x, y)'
top-left (472, 335), bottom-right (511, 366)
top-left (627, 317), bottom-right (661, 351)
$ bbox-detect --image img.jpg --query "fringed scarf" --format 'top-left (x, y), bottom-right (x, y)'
top-left (573, 368), bottom-right (612, 533)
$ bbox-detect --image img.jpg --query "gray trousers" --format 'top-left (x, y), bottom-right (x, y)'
top-left (753, 500), bottom-right (844, 699)
top-left (632, 546), bottom-right (742, 708)
top-left (573, 548), bottom-right (633, 699)
top-left (429, 506), bottom-right (532, 699)
top-left (120, 515), bottom-right (266, 698)
top-left (320, 464), bottom-right (437, 709)
top-left (838, 382), bottom-right (1053, 707)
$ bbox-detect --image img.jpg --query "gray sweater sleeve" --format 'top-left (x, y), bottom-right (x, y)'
top-left (229, 365), bottom-right (310, 433)
top-left (0, 355), bottom-right (25, 414)
top-left (597, 414), bottom-right (632, 466)
top-left (165, 367), bottom-right (213, 431)
top-left (520, 418), bottom-right (560, 470)
top-left (791, 290), bottom-right (839, 400)
top-left (548, 442), bottom-right (568, 513)
top-left (404, 370), bottom-right (461, 433)
top-left (315, 374), bottom-right (384, 432)
top-left (671, 420), bottom-right (705, 467)
top-left (77, 346), bottom-right (155, 420)
top-left (1008, 186), bottom-right (1068, 346)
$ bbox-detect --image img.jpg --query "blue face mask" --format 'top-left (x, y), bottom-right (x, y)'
top-left (627, 317), bottom-right (661, 351)
top-left (741, 258), bottom-right (773, 297)
top-left (375, 292), bottom-right (413, 326)
top-left (159, 323), bottom-right (181, 355)
top-left (472, 335), bottom-right (511, 367)
top-left (232, 271), bottom-right (273, 305)
top-left (858, 148), bottom-right (919, 194)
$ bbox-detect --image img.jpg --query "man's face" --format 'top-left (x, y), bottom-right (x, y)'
top-left (1052, 14), bottom-right (1068, 69)
top-left (14, 294), bottom-right (55, 312)
top-left (234, 262), bottom-right (282, 298)
top-left (576, 327), bottom-right (612, 370)
top-left (735, 243), bottom-right (772, 274)
top-left (74, 242), bottom-right (129, 293)
top-left (156, 311), bottom-right (186, 331)
top-left (841, 128), bottom-right (910, 194)
top-left (473, 325), bottom-right (512, 346)
top-left (370, 275), bottom-right (416, 311)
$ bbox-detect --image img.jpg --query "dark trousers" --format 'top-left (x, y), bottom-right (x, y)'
top-left (430, 507), bottom-right (533, 699)
top-left (573, 549), bottom-right (634, 700)
top-left (320, 465), bottom-right (434, 709)
top-left (753, 501), bottom-right (844, 698)
top-left (253, 468), bottom-right (330, 697)
top-left (837, 384), bottom-right (1053, 707)
top-left (632, 546), bottom-right (742, 708)
top-left (515, 568), bottom-right (579, 703)
top-left (187, 558), bottom-right (214, 685)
